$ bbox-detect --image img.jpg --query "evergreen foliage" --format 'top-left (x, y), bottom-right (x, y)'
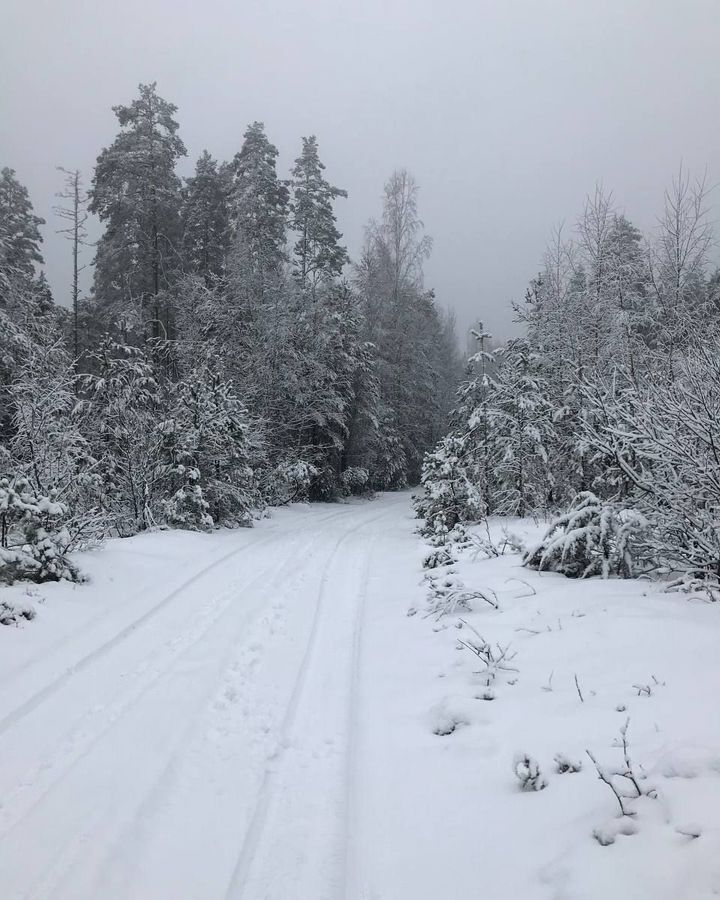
top-left (89, 83), bottom-right (186, 336)
top-left (0, 87), bottom-right (460, 583)
top-left (418, 175), bottom-right (720, 586)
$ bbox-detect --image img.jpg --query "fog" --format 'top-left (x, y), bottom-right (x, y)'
top-left (2, 0), bottom-right (719, 341)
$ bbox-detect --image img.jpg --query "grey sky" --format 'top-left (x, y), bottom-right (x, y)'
top-left (2, 0), bottom-right (719, 342)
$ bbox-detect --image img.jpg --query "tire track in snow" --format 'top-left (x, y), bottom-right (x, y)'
top-left (0, 533), bottom-right (274, 737)
top-left (2, 508), bottom-right (382, 897)
top-left (223, 504), bottom-right (395, 900)
top-left (0, 505), bottom-right (354, 738)
top-left (0, 525), bottom-right (339, 900)
top-left (0, 530), bottom-right (314, 845)
top-left (15, 541), bottom-right (332, 897)
top-left (340, 528), bottom-right (377, 900)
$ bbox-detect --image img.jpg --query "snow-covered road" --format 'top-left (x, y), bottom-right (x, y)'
top-left (0, 493), bottom-right (428, 900)
top-left (3, 494), bottom-right (720, 899)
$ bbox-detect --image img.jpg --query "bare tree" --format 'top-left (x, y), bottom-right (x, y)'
top-left (648, 165), bottom-right (714, 357)
top-left (54, 167), bottom-right (89, 363)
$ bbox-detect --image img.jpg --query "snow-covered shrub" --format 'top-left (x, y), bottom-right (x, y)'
top-left (581, 346), bottom-right (720, 582)
top-left (309, 465), bottom-right (342, 502)
top-left (426, 572), bottom-right (499, 618)
top-left (422, 545), bottom-right (455, 569)
top-left (161, 467), bottom-right (213, 530)
top-left (414, 436), bottom-right (483, 541)
top-left (78, 339), bottom-right (164, 535)
top-left (523, 491), bottom-right (648, 579)
top-left (0, 476), bottom-right (81, 584)
top-left (272, 460), bottom-right (318, 503)
top-left (428, 698), bottom-right (472, 736)
top-left (513, 753), bottom-right (547, 791)
top-left (457, 625), bottom-right (517, 685)
top-left (665, 572), bottom-right (720, 603)
top-left (340, 466), bottom-right (370, 497)
top-left (0, 599), bottom-right (36, 626)
top-left (500, 528), bottom-right (525, 555)
top-left (554, 753), bottom-right (583, 774)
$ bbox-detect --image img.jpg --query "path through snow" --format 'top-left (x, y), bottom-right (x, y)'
top-left (0, 494), bottom-right (425, 899)
top-left (2, 494), bottom-right (720, 899)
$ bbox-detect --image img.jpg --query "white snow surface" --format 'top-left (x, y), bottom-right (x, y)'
top-left (1, 493), bottom-right (719, 899)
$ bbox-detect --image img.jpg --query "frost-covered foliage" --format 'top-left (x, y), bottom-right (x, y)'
top-left (271, 460), bottom-right (319, 504)
top-left (0, 476), bottom-right (81, 584)
top-left (418, 172), bottom-right (720, 583)
top-left (161, 468), bottom-right (213, 531)
top-left (580, 347), bottom-right (720, 581)
top-left (160, 369), bottom-right (262, 527)
top-left (367, 412), bottom-right (408, 491)
top-left (413, 436), bottom-right (483, 540)
top-left (415, 330), bottom-right (553, 538)
top-left (340, 466), bottom-right (370, 497)
top-left (78, 339), bottom-right (165, 534)
top-left (524, 492), bottom-right (648, 579)
top-left (2, 115), bottom-right (462, 587)
top-left (513, 753), bottom-right (547, 792)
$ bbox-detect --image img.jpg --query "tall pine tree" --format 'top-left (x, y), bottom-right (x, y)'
top-left (90, 83), bottom-right (186, 339)
top-left (180, 151), bottom-right (231, 283)
top-left (289, 136), bottom-right (348, 296)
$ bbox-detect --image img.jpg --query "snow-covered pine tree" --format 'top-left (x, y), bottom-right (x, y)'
top-left (227, 122), bottom-right (289, 305)
top-left (0, 167), bottom-right (45, 286)
top-left (159, 368), bottom-right (263, 528)
top-left (0, 475), bottom-right (81, 584)
top-left (289, 135), bottom-right (349, 297)
top-left (487, 338), bottom-right (553, 516)
top-left (180, 151), bottom-right (231, 283)
top-left (524, 491), bottom-right (647, 579)
top-left (0, 171), bottom-right (55, 449)
top-left (414, 434), bottom-right (482, 541)
top-left (90, 83), bottom-right (186, 339)
top-left (455, 323), bottom-right (499, 514)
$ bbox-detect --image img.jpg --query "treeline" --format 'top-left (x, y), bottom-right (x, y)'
top-left (417, 175), bottom-right (720, 586)
top-left (0, 82), bottom-right (459, 583)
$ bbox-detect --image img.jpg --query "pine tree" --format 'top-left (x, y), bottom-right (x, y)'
top-left (159, 368), bottom-right (262, 528)
top-left (180, 151), bottom-right (231, 282)
top-left (90, 83), bottom-right (186, 338)
top-left (289, 136), bottom-right (348, 295)
top-left (228, 122), bottom-right (288, 302)
top-left (489, 338), bottom-right (553, 516)
top-left (456, 324), bottom-right (498, 514)
top-left (0, 167), bottom-right (45, 286)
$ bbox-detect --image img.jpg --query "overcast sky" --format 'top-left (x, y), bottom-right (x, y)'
top-left (2, 0), bottom-right (719, 341)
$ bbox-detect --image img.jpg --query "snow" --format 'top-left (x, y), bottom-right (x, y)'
top-left (1, 495), bottom-right (719, 898)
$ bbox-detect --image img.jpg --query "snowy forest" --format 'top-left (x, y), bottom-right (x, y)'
top-left (4, 2), bottom-right (720, 896)
top-left (3, 81), bottom-right (720, 596)
top-left (0, 83), bottom-right (460, 584)
top-left (416, 172), bottom-right (720, 594)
